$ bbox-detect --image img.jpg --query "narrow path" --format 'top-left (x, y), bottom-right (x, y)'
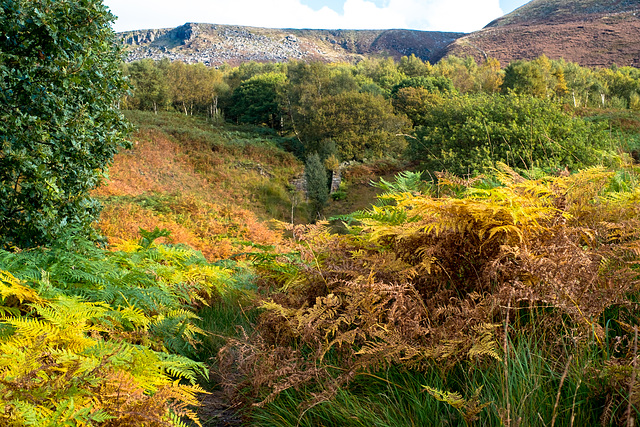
top-left (198, 390), bottom-right (245, 426)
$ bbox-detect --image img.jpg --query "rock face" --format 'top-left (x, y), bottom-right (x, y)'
top-left (118, 23), bottom-right (464, 66)
top-left (443, 0), bottom-right (640, 67)
top-left (119, 1), bottom-right (640, 69)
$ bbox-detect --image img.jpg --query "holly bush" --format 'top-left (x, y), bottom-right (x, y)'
top-left (0, 0), bottom-right (131, 249)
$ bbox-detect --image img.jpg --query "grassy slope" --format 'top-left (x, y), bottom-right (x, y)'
top-left (95, 110), bottom-right (403, 258)
top-left (94, 111), bottom-right (303, 260)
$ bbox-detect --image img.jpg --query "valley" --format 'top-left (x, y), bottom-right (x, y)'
top-left (2, 0), bottom-right (640, 425)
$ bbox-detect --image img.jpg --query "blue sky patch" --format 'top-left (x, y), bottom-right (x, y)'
top-left (300, 0), bottom-right (392, 14)
top-left (300, 0), bottom-right (528, 16)
top-left (300, 0), bottom-right (345, 13)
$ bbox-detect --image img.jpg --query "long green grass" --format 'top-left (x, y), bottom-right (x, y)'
top-left (194, 297), bottom-right (259, 363)
top-left (248, 325), bottom-right (636, 426)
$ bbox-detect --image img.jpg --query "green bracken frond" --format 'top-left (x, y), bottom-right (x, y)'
top-left (424, 385), bottom-right (490, 423)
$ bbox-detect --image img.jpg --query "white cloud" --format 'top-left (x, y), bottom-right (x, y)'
top-left (389, 0), bottom-right (504, 32)
top-left (105, 0), bottom-right (504, 33)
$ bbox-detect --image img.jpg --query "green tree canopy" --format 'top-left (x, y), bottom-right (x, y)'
top-left (398, 54), bottom-right (432, 78)
top-left (432, 55), bottom-right (478, 93)
top-left (0, 0), bottom-right (131, 248)
top-left (126, 59), bottom-right (169, 113)
top-left (390, 76), bottom-right (456, 98)
top-left (354, 57), bottom-right (406, 95)
top-left (227, 72), bottom-right (287, 128)
top-left (300, 91), bottom-right (410, 161)
top-left (501, 60), bottom-right (548, 97)
top-left (408, 94), bottom-right (613, 176)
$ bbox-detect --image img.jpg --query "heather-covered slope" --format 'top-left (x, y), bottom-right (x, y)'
top-left (445, 0), bottom-right (640, 67)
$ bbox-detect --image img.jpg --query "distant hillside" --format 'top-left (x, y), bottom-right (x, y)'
top-left (119, 23), bottom-right (464, 66)
top-left (119, 0), bottom-right (640, 69)
top-left (486, 0), bottom-right (639, 27)
top-left (444, 0), bottom-right (640, 67)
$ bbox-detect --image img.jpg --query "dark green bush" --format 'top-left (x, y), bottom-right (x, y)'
top-left (408, 93), bottom-right (616, 176)
top-left (0, 0), bottom-right (131, 249)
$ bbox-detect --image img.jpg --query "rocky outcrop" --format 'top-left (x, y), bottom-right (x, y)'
top-left (120, 23), bottom-right (202, 48)
top-left (119, 0), bottom-right (640, 69)
top-left (121, 28), bottom-right (171, 46)
top-left (118, 23), bottom-right (465, 66)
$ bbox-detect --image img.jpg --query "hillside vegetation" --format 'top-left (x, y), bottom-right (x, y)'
top-left (447, 0), bottom-right (640, 66)
top-left (101, 54), bottom-right (640, 425)
top-left (93, 111), bottom-right (302, 260)
top-left (120, 0), bottom-right (640, 69)
top-left (487, 0), bottom-right (640, 27)
top-left (122, 54), bottom-right (640, 169)
top-left (241, 164), bottom-right (640, 426)
top-left (3, 1), bottom-right (640, 425)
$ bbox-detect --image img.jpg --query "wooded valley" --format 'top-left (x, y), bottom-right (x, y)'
top-left (2, 1), bottom-right (640, 426)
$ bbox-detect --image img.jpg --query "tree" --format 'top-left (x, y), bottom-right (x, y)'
top-left (392, 87), bottom-right (446, 126)
top-left (0, 0), bottom-right (131, 248)
top-left (562, 60), bottom-right (600, 107)
top-left (552, 67), bottom-right (569, 99)
top-left (126, 59), bottom-right (170, 113)
top-left (390, 76), bottom-right (455, 98)
top-left (408, 94), bottom-right (613, 176)
top-left (501, 60), bottom-right (548, 97)
top-left (286, 61), bottom-right (355, 143)
top-left (166, 61), bottom-right (190, 114)
top-left (300, 91), bottom-right (410, 161)
top-left (227, 72), bottom-right (287, 128)
top-left (398, 54), bottom-right (432, 78)
top-left (354, 57), bottom-right (406, 95)
top-left (304, 153), bottom-right (329, 219)
top-left (599, 67), bottom-right (640, 108)
top-left (475, 57), bottom-right (503, 93)
top-left (206, 67), bottom-right (229, 121)
top-left (433, 55), bottom-right (478, 93)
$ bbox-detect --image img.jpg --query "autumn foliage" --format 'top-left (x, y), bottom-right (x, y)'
top-left (222, 165), bottom-right (640, 423)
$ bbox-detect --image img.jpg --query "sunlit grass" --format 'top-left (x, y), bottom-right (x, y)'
top-left (95, 111), bottom-right (304, 260)
top-left (250, 329), bottom-right (617, 426)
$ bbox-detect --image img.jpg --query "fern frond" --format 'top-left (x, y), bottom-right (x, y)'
top-left (424, 385), bottom-right (490, 422)
top-left (156, 352), bottom-right (208, 384)
top-left (0, 270), bottom-right (42, 305)
top-left (468, 323), bottom-right (502, 361)
top-left (424, 386), bottom-right (466, 409)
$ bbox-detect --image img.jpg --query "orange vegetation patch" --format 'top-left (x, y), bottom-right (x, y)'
top-left (97, 197), bottom-right (282, 261)
top-left (93, 118), bottom-right (300, 259)
top-left (94, 129), bottom-right (210, 197)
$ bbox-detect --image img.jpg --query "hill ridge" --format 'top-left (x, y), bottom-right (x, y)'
top-left (445, 0), bottom-right (640, 67)
top-left (120, 0), bottom-right (640, 68)
top-left (119, 23), bottom-right (465, 66)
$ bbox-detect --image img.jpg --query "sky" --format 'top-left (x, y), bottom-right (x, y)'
top-left (104, 0), bottom-right (531, 34)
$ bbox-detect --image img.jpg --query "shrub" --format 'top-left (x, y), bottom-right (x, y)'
top-left (0, 0), bottom-right (131, 248)
top-left (305, 153), bottom-right (329, 219)
top-left (408, 93), bottom-right (616, 176)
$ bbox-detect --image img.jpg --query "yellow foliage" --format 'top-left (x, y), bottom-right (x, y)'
top-left (424, 385), bottom-right (490, 422)
top-left (236, 166), bottom-right (640, 411)
top-left (0, 270), bottom-right (42, 306)
top-left (0, 293), bottom-right (205, 427)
